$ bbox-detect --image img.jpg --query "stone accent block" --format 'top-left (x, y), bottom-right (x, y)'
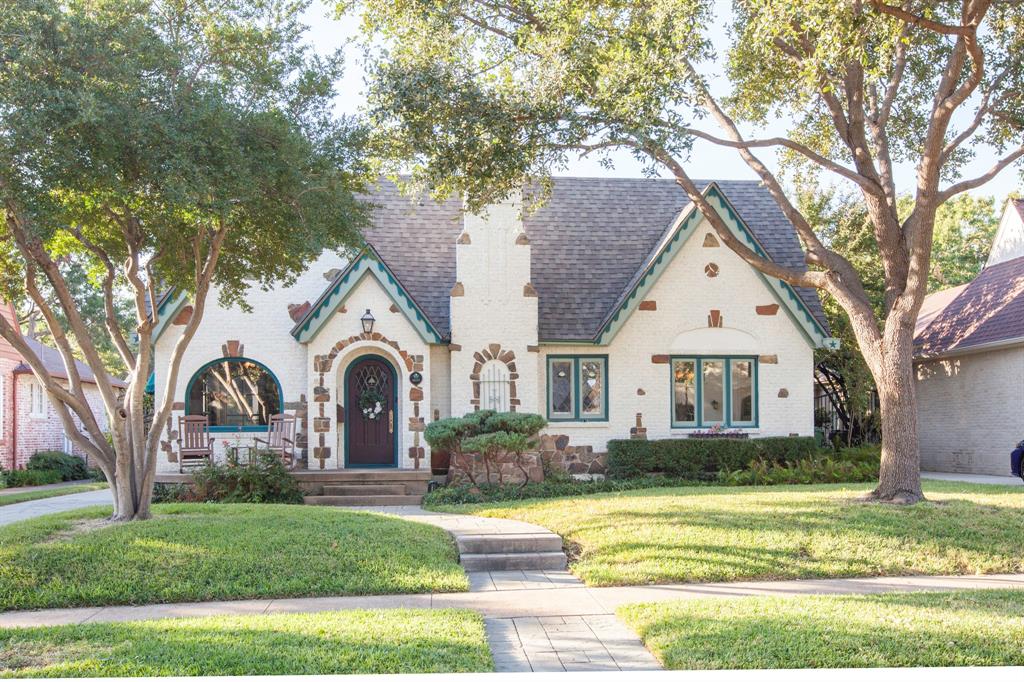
top-left (172, 305), bottom-right (193, 326)
top-left (313, 386), bottom-right (330, 402)
top-left (651, 354), bottom-right (670, 364)
top-left (287, 301), bottom-right (311, 322)
top-left (450, 282), bottom-right (465, 297)
top-left (703, 232), bottom-right (720, 247)
top-left (313, 417), bottom-right (330, 433)
top-left (639, 300), bottom-right (657, 311)
top-left (409, 387), bottom-right (424, 402)
top-left (523, 282), bottom-right (538, 297)
top-left (515, 232), bottom-right (530, 245)
top-left (759, 354), bottom-right (779, 364)
top-left (756, 303), bottom-right (780, 315)
top-left (457, 232), bottom-right (472, 244)
top-left (708, 309), bottom-right (723, 327)
top-left (778, 388), bottom-right (789, 398)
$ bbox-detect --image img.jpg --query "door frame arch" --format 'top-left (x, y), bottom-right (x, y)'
top-left (343, 353), bottom-right (399, 468)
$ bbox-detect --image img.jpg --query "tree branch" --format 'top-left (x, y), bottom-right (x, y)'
top-left (938, 145), bottom-right (1024, 201)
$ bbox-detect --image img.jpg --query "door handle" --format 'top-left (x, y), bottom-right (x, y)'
top-left (388, 409), bottom-right (394, 434)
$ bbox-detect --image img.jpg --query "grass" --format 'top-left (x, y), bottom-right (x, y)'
top-left (618, 588), bottom-right (1024, 669)
top-left (429, 481), bottom-right (1024, 585)
top-left (0, 484), bottom-right (107, 507)
top-left (0, 608), bottom-right (493, 677)
top-left (0, 503), bottom-right (467, 611)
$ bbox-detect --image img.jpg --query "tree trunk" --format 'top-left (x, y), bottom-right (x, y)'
top-left (868, 343), bottom-right (924, 504)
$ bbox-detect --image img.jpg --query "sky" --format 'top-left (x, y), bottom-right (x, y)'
top-left (306, 1), bottom-right (1020, 204)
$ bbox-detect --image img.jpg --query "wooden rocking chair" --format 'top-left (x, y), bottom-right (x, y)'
top-left (177, 415), bottom-right (214, 473)
top-left (254, 413), bottom-right (297, 468)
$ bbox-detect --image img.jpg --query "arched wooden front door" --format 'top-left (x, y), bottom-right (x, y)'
top-left (345, 355), bottom-right (398, 467)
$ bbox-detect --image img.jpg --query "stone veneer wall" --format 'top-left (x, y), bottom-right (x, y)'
top-left (446, 434), bottom-right (607, 486)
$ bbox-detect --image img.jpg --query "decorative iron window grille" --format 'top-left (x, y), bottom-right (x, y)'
top-left (480, 360), bottom-right (511, 412)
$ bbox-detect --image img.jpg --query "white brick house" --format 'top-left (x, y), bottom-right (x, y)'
top-left (914, 199), bottom-right (1024, 476)
top-left (151, 178), bottom-right (833, 473)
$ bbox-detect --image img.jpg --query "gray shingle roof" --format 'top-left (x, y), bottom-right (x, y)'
top-left (359, 177), bottom-right (827, 341)
top-left (13, 337), bottom-right (127, 388)
top-left (914, 254), bottom-right (1024, 357)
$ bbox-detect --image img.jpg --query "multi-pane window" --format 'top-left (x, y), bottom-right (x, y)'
top-left (29, 381), bottom-right (46, 418)
top-left (671, 357), bottom-right (757, 427)
top-left (547, 356), bottom-right (608, 421)
top-left (187, 358), bottom-right (281, 429)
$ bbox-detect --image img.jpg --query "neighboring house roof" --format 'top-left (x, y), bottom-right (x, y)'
top-left (13, 337), bottom-right (127, 388)
top-left (914, 283), bottom-right (968, 338)
top-left (353, 177), bottom-right (827, 341)
top-left (914, 254), bottom-right (1024, 358)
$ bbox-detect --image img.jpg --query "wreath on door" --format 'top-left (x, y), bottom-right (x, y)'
top-left (358, 387), bottom-right (386, 420)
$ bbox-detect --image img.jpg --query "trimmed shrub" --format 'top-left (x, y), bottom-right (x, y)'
top-left (5, 468), bottom-right (63, 487)
top-left (425, 410), bottom-right (547, 486)
top-left (607, 436), bottom-right (821, 479)
top-left (27, 451), bottom-right (88, 481)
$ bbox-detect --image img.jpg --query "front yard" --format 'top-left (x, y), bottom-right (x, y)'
top-left (429, 481), bottom-right (1024, 585)
top-left (619, 588), bottom-right (1024, 669)
top-left (0, 504), bottom-right (467, 611)
top-left (0, 609), bottom-right (492, 677)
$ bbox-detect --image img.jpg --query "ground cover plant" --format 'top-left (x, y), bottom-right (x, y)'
top-left (0, 484), bottom-right (107, 507)
top-left (618, 589), bottom-right (1024, 669)
top-left (0, 504), bottom-right (467, 610)
top-left (431, 481), bottom-right (1024, 586)
top-left (0, 608), bottom-right (492, 677)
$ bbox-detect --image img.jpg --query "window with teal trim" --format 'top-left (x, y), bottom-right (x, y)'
top-left (671, 357), bottom-right (757, 428)
top-left (547, 356), bottom-right (608, 421)
top-left (187, 359), bottom-right (281, 429)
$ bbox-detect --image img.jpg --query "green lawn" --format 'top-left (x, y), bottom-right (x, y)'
top-left (0, 484), bottom-right (107, 507)
top-left (619, 588), bottom-right (1024, 669)
top-left (0, 503), bottom-right (467, 611)
top-left (430, 481), bottom-right (1024, 585)
top-left (0, 608), bottom-right (492, 677)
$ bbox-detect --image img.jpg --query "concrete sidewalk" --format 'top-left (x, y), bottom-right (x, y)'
top-left (0, 488), bottom-right (112, 526)
top-left (3, 572), bottom-right (1021, 629)
top-left (921, 471), bottom-right (1023, 486)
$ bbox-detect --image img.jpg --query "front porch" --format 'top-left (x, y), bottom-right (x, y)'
top-left (155, 468), bottom-right (435, 506)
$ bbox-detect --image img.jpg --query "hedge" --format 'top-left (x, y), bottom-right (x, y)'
top-left (607, 436), bottom-right (821, 479)
top-left (27, 451), bottom-right (89, 481)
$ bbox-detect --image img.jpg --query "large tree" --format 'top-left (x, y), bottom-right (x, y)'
top-left (0, 0), bottom-right (368, 520)
top-left (345, 0), bottom-right (1024, 503)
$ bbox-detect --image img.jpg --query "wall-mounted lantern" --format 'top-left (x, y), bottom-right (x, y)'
top-left (361, 309), bottom-right (375, 334)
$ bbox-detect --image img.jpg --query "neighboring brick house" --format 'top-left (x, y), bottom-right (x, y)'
top-left (152, 177), bottom-right (834, 473)
top-left (0, 300), bottom-right (122, 470)
top-left (914, 199), bottom-right (1024, 476)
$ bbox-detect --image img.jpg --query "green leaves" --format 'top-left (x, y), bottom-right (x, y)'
top-left (0, 0), bottom-right (369, 307)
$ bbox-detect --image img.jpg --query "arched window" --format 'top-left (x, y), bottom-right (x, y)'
top-left (480, 360), bottom-right (510, 412)
top-left (186, 358), bottom-right (281, 430)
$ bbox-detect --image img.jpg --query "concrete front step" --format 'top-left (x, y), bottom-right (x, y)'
top-left (460, 551), bottom-right (568, 572)
top-left (456, 533), bottom-right (564, 555)
top-left (322, 484), bottom-right (408, 496)
top-left (303, 494), bottom-right (424, 506)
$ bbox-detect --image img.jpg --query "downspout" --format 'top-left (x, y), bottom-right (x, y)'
top-left (10, 372), bottom-right (17, 469)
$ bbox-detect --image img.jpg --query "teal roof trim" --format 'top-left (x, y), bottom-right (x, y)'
top-left (594, 184), bottom-right (833, 349)
top-left (291, 247), bottom-right (442, 345)
top-left (152, 291), bottom-right (188, 344)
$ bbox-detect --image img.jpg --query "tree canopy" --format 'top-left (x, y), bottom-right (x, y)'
top-left (0, 0), bottom-right (368, 519)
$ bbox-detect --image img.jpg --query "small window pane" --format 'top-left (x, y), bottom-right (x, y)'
top-left (702, 360), bottom-right (725, 424)
top-left (731, 360), bottom-right (754, 423)
top-left (579, 359), bottom-right (605, 418)
top-left (672, 359), bottom-right (696, 424)
top-left (188, 359), bottom-right (280, 428)
top-left (549, 360), bottom-right (574, 416)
